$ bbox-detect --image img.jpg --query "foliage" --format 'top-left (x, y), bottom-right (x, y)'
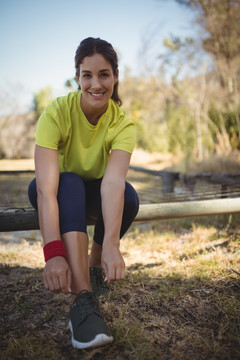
top-left (0, 113), bottom-right (35, 159)
top-left (32, 86), bottom-right (54, 121)
top-left (65, 78), bottom-right (79, 92)
top-left (174, 0), bottom-right (240, 101)
top-left (165, 103), bottom-right (196, 158)
top-left (3, 1), bottom-right (239, 162)
top-left (120, 69), bottom-right (169, 153)
top-left (208, 109), bottom-right (240, 152)
top-left (121, 0), bottom-right (240, 162)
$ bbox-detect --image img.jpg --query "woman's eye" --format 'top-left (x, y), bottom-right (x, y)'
top-left (83, 74), bottom-right (91, 78)
top-left (101, 73), bottom-right (109, 77)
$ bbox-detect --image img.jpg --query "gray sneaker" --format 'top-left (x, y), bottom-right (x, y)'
top-left (90, 266), bottom-right (109, 297)
top-left (69, 290), bottom-right (113, 349)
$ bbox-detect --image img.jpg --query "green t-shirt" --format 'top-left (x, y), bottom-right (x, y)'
top-left (36, 90), bottom-right (135, 180)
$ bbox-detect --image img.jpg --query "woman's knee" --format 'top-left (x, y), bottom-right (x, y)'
top-left (58, 172), bottom-right (86, 208)
top-left (124, 182), bottom-right (139, 217)
top-left (28, 178), bottom-right (37, 209)
top-left (28, 172), bottom-right (86, 211)
top-left (59, 172), bottom-right (85, 192)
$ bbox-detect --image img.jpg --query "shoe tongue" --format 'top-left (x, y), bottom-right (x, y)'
top-left (74, 291), bottom-right (100, 315)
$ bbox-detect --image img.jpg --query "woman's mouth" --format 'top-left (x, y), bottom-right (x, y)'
top-left (89, 92), bottom-right (105, 97)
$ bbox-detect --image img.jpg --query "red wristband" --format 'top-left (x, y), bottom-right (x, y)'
top-left (43, 240), bottom-right (67, 262)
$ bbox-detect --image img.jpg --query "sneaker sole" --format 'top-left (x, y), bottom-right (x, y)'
top-left (69, 321), bottom-right (113, 349)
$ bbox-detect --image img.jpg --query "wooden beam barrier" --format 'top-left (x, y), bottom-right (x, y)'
top-left (135, 197), bottom-right (240, 222)
top-left (1, 197), bottom-right (240, 232)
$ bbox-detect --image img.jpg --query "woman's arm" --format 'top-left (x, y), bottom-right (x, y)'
top-left (35, 145), bottom-right (71, 293)
top-left (100, 149), bottom-right (131, 284)
top-left (35, 145), bottom-right (60, 242)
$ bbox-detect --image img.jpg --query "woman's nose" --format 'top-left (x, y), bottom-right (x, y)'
top-left (91, 76), bottom-right (101, 89)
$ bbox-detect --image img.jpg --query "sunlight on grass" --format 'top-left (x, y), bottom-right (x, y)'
top-left (0, 235), bottom-right (44, 268)
top-left (121, 221), bottom-right (239, 282)
top-left (0, 216), bottom-right (239, 359)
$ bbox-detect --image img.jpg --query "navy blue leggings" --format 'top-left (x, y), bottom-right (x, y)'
top-left (28, 172), bottom-right (139, 245)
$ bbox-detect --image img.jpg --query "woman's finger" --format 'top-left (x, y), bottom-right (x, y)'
top-left (51, 277), bottom-right (60, 292)
top-left (102, 262), bottom-right (109, 283)
top-left (66, 267), bottom-right (72, 293)
top-left (116, 263), bottom-right (125, 281)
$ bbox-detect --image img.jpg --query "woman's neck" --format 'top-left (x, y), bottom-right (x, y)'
top-left (80, 98), bottom-right (108, 125)
top-left (87, 114), bottom-right (101, 125)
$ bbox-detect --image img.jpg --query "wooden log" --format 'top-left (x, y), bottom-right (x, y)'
top-left (0, 210), bottom-right (40, 232)
top-left (0, 210), bottom-right (96, 232)
top-left (0, 170), bottom-right (35, 174)
top-left (0, 197), bottom-right (240, 232)
top-left (135, 197), bottom-right (240, 222)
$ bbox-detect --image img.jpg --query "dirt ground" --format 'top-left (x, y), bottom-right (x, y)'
top-left (1, 148), bottom-right (240, 173)
top-left (0, 151), bottom-right (240, 360)
top-left (0, 149), bottom-right (175, 171)
top-left (1, 218), bottom-right (240, 360)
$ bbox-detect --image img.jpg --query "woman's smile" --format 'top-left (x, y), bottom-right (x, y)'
top-left (77, 53), bottom-right (118, 122)
top-left (88, 91), bottom-right (106, 97)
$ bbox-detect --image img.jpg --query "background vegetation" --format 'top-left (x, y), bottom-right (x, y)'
top-left (121, 0), bottom-right (240, 164)
top-left (0, 0), bottom-right (239, 169)
top-left (0, 3), bottom-right (239, 359)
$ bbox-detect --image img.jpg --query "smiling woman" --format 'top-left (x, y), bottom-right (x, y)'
top-left (75, 37), bottom-right (122, 106)
top-left (27, 37), bottom-right (139, 350)
top-left (76, 53), bottom-right (118, 125)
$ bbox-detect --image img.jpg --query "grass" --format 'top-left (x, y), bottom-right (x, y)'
top-left (0, 153), bottom-right (240, 359)
top-left (0, 215), bottom-right (240, 360)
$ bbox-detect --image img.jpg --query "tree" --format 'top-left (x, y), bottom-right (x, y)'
top-left (32, 86), bottom-right (54, 121)
top-left (65, 78), bottom-right (78, 92)
top-left (154, 0), bottom-right (240, 160)
top-left (120, 68), bottom-right (168, 153)
top-left (175, 0), bottom-right (240, 101)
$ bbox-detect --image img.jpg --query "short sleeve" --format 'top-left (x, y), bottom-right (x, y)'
top-left (35, 102), bottom-right (62, 150)
top-left (111, 122), bottom-right (136, 154)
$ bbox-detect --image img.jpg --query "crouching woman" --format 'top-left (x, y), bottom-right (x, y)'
top-left (28, 37), bottom-right (139, 349)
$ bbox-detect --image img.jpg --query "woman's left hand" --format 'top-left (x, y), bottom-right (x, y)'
top-left (101, 243), bottom-right (125, 285)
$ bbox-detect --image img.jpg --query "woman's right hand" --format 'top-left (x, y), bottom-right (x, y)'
top-left (43, 256), bottom-right (72, 294)
top-left (35, 146), bottom-right (71, 294)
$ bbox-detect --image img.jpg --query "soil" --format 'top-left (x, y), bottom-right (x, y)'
top-left (0, 152), bottom-right (240, 359)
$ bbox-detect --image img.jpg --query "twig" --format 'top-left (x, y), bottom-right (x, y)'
top-left (231, 268), bottom-right (240, 276)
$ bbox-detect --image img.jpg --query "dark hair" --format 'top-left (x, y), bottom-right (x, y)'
top-left (75, 37), bottom-right (122, 106)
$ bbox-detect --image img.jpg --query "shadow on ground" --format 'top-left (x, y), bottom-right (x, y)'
top-left (1, 263), bottom-right (240, 360)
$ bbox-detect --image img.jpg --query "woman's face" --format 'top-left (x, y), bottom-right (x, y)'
top-left (77, 53), bottom-right (118, 115)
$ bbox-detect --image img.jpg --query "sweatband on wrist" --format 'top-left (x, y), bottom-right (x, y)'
top-left (43, 240), bottom-right (67, 262)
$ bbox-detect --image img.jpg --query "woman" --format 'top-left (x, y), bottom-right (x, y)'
top-left (28, 37), bottom-right (139, 349)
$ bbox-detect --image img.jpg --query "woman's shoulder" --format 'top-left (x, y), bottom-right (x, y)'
top-left (109, 99), bottom-right (134, 125)
top-left (52, 90), bottom-right (80, 111)
top-left (39, 91), bottom-right (80, 128)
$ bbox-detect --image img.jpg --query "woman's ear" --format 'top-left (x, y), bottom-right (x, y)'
top-left (114, 69), bottom-right (119, 84)
top-left (75, 72), bottom-right (81, 88)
